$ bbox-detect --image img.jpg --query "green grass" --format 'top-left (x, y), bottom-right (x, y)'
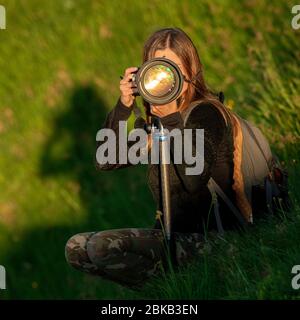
top-left (132, 209), bottom-right (300, 299)
top-left (0, 0), bottom-right (299, 299)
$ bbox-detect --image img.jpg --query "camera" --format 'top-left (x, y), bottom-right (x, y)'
top-left (130, 57), bottom-right (184, 105)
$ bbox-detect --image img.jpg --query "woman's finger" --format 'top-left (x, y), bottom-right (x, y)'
top-left (120, 82), bottom-right (136, 88)
top-left (120, 86), bottom-right (136, 94)
top-left (120, 76), bottom-right (134, 86)
top-left (122, 88), bottom-right (134, 95)
top-left (120, 67), bottom-right (138, 84)
top-left (121, 68), bottom-right (137, 83)
top-left (124, 67), bottom-right (138, 77)
top-left (120, 75), bottom-right (130, 84)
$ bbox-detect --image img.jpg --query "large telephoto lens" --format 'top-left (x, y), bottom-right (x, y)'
top-left (133, 57), bottom-right (184, 105)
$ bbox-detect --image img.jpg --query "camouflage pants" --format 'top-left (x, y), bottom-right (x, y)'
top-left (65, 228), bottom-right (207, 290)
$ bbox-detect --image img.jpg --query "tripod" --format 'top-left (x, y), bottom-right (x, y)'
top-left (149, 116), bottom-right (178, 270)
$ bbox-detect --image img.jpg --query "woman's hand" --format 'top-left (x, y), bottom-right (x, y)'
top-left (150, 99), bottom-right (178, 118)
top-left (120, 67), bottom-right (138, 108)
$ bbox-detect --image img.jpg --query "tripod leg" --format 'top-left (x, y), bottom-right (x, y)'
top-left (161, 232), bottom-right (179, 272)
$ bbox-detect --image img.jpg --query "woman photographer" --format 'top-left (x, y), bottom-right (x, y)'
top-left (65, 27), bottom-right (252, 289)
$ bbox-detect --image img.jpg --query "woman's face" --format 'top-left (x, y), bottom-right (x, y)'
top-left (153, 48), bottom-right (189, 99)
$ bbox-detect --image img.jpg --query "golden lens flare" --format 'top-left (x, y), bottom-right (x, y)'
top-left (144, 65), bottom-right (175, 97)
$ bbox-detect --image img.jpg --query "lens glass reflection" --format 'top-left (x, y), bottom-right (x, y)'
top-left (144, 65), bottom-right (175, 96)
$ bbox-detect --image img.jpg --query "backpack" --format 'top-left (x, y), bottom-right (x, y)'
top-left (182, 95), bottom-right (292, 234)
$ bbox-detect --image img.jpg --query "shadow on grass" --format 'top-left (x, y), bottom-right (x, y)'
top-left (2, 85), bottom-right (149, 299)
top-left (4, 84), bottom-right (299, 299)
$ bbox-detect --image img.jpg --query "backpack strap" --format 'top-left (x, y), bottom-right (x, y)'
top-left (207, 180), bottom-right (225, 236)
top-left (132, 100), bottom-right (142, 118)
top-left (237, 116), bottom-right (279, 217)
top-left (207, 177), bottom-right (248, 228)
top-left (264, 177), bottom-right (274, 215)
top-left (236, 114), bottom-right (272, 173)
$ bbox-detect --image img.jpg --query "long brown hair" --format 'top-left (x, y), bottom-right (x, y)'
top-left (141, 27), bottom-right (252, 223)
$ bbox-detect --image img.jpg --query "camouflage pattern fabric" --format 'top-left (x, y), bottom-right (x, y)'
top-left (65, 227), bottom-right (208, 290)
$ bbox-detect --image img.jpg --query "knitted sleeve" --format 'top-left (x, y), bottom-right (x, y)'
top-left (95, 97), bottom-right (140, 170)
top-left (159, 102), bottom-right (227, 194)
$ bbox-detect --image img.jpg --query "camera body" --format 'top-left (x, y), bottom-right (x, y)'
top-left (130, 57), bottom-right (184, 105)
